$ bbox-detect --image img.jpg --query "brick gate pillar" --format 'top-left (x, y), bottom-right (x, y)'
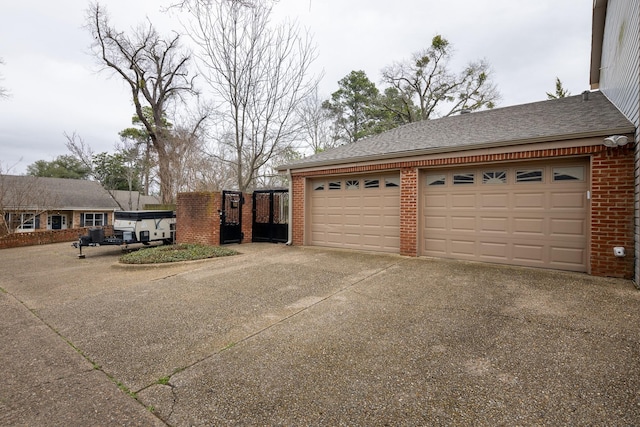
top-left (242, 193), bottom-right (253, 243)
top-left (176, 192), bottom-right (221, 245)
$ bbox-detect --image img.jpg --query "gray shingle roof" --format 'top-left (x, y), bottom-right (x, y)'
top-left (1, 175), bottom-right (120, 210)
top-left (279, 91), bottom-right (635, 171)
top-left (110, 190), bottom-right (161, 210)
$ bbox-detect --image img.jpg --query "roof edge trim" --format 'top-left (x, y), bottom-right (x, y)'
top-left (590, 0), bottom-right (608, 87)
top-left (278, 127), bottom-right (635, 172)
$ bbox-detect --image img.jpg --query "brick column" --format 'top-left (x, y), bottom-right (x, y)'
top-left (591, 146), bottom-right (634, 278)
top-left (291, 175), bottom-right (305, 246)
top-left (176, 192), bottom-right (221, 245)
top-left (400, 167), bottom-right (418, 256)
top-left (37, 212), bottom-right (47, 230)
top-left (241, 193), bottom-right (253, 243)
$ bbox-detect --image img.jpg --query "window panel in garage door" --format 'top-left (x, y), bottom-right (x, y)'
top-left (421, 160), bottom-right (588, 272)
top-left (310, 174), bottom-right (400, 253)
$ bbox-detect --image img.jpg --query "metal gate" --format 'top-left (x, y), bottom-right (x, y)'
top-left (252, 190), bottom-right (289, 243)
top-left (220, 191), bottom-right (243, 244)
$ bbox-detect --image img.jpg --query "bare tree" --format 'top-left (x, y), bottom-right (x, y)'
top-left (195, 143), bottom-right (238, 191)
top-left (381, 35), bottom-right (500, 121)
top-left (167, 118), bottom-right (209, 193)
top-left (64, 132), bottom-right (94, 171)
top-left (183, 0), bottom-right (318, 192)
top-left (118, 107), bottom-right (164, 196)
top-left (86, 2), bottom-right (200, 204)
top-left (0, 58), bottom-right (9, 99)
top-left (298, 88), bottom-right (335, 154)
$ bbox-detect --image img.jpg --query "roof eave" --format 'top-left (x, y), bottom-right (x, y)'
top-left (590, 0), bottom-right (608, 89)
top-left (278, 127), bottom-right (635, 173)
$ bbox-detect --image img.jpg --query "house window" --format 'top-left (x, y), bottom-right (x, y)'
top-left (313, 182), bottom-right (325, 191)
top-left (20, 214), bottom-right (35, 230)
top-left (384, 176), bottom-right (400, 188)
top-left (453, 173), bottom-right (475, 185)
top-left (482, 171), bottom-right (507, 184)
top-left (364, 179), bottom-right (380, 189)
top-left (345, 179), bottom-right (359, 190)
top-left (6, 212), bottom-right (38, 232)
top-left (426, 174), bottom-right (446, 186)
top-left (516, 170), bottom-right (543, 183)
top-left (553, 166), bottom-right (585, 182)
top-left (82, 212), bottom-right (106, 227)
top-left (328, 181), bottom-right (341, 190)
top-left (20, 213), bottom-right (36, 231)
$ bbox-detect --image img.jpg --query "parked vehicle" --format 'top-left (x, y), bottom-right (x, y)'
top-left (73, 210), bottom-right (175, 258)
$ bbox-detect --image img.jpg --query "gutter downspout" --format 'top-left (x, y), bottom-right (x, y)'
top-left (286, 168), bottom-right (293, 246)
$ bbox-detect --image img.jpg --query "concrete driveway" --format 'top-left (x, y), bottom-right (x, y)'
top-left (1, 242), bottom-right (640, 426)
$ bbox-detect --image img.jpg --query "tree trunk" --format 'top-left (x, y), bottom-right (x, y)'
top-left (155, 142), bottom-right (173, 205)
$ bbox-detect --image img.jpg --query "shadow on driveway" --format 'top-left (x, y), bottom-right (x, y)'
top-left (1, 242), bottom-right (639, 425)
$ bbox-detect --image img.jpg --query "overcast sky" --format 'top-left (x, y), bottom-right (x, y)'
top-left (0, 0), bottom-right (593, 174)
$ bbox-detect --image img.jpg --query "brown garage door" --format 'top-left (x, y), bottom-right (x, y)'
top-left (310, 174), bottom-right (400, 253)
top-left (422, 159), bottom-right (589, 272)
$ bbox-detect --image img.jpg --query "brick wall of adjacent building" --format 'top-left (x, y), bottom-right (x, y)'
top-left (590, 145), bottom-right (635, 278)
top-left (291, 176), bottom-right (305, 246)
top-left (290, 143), bottom-right (635, 279)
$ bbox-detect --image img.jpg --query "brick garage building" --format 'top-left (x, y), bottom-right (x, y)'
top-left (589, 0), bottom-right (640, 283)
top-left (278, 91), bottom-right (635, 278)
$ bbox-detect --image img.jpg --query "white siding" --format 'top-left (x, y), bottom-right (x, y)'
top-left (598, 0), bottom-right (640, 284)
top-left (599, 0), bottom-right (640, 126)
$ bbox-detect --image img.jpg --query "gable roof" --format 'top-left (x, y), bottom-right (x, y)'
top-left (0, 175), bottom-right (120, 210)
top-left (278, 90), bottom-right (635, 172)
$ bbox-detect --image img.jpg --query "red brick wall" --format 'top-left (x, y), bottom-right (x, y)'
top-left (241, 193), bottom-right (253, 242)
top-left (292, 176), bottom-right (305, 246)
top-left (590, 145), bottom-right (635, 278)
top-left (0, 226), bottom-right (113, 250)
top-left (400, 168), bottom-right (418, 256)
top-left (290, 143), bottom-right (635, 278)
top-left (176, 192), bottom-right (221, 245)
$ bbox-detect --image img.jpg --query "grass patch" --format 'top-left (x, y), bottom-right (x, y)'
top-left (119, 244), bottom-right (238, 264)
top-left (115, 380), bottom-right (137, 399)
top-left (157, 376), bottom-right (171, 385)
top-left (223, 341), bottom-right (237, 350)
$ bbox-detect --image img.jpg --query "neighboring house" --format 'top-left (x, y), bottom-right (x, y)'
top-left (110, 190), bottom-right (161, 211)
top-left (590, 0), bottom-right (640, 282)
top-left (278, 91), bottom-right (635, 278)
top-left (0, 175), bottom-right (120, 233)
